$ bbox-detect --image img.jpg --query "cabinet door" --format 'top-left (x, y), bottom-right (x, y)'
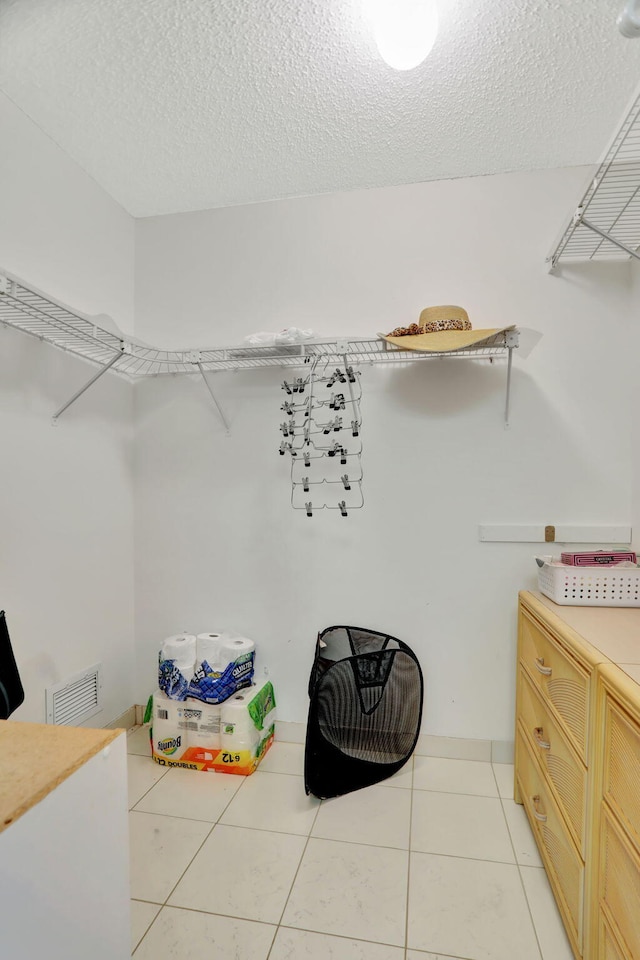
top-left (519, 608), bottom-right (590, 762)
top-left (599, 911), bottom-right (631, 960)
top-left (516, 729), bottom-right (583, 955)
top-left (602, 695), bottom-right (640, 850)
top-left (518, 668), bottom-right (587, 855)
top-left (598, 805), bottom-right (640, 960)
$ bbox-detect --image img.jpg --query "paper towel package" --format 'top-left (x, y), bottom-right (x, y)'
top-left (187, 633), bottom-right (255, 704)
top-left (151, 680), bottom-right (275, 775)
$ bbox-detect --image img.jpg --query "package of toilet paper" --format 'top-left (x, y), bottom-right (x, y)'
top-left (151, 680), bottom-right (275, 775)
top-left (187, 634), bottom-right (255, 704)
top-left (158, 634), bottom-right (197, 701)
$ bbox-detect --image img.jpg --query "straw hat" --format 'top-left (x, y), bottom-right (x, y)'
top-left (379, 306), bottom-right (514, 353)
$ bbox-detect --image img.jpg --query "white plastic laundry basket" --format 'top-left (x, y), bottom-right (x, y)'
top-left (538, 562), bottom-right (640, 607)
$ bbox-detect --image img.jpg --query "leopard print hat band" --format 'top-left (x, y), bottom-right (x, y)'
top-left (387, 305), bottom-right (471, 339)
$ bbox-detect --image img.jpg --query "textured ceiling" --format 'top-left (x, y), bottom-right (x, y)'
top-left (1, 0), bottom-right (640, 217)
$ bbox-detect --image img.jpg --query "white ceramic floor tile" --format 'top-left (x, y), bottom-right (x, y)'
top-left (130, 900), bottom-right (161, 951)
top-left (282, 837), bottom-right (408, 946)
top-left (415, 735), bottom-right (491, 762)
top-left (133, 766), bottom-right (242, 821)
top-left (408, 852), bottom-right (541, 960)
top-left (127, 754), bottom-right (167, 809)
top-left (413, 756), bottom-right (498, 797)
top-left (521, 866), bottom-right (574, 960)
top-left (220, 772), bottom-right (320, 835)
top-left (411, 790), bottom-right (515, 863)
top-left (169, 824), bottom-right (306, 923)
top-left (378, 758), bottom-right (413, 789)
top-left (127, 724), bottom-right (152, 756)
top-left (493, 763), bottom-right (515, 799)
top-left (271, 928), bottom-right (405, 959)
top-left (501, 798), bottom-right (543, 866)
top-left (129, 811), bottom-right (212, 903)
top-left (133, 905), bottom-right (276, 960)
top-left (258, 741), bottom-right (305, 776)
top-left (312, 783), bottom-right (410, 849)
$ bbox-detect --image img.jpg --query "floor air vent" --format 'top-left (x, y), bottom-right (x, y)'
top-left (46, 663), bottom-right (103, 725)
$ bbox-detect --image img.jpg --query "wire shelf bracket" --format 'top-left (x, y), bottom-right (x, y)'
top-left (548, 85), bottom-right (640, 269)
top-left (196, 359), bottom-right (230, 435)
top-left (51, 346), bottom-right (124, 423)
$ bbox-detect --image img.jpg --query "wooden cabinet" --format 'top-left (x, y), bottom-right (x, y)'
top-left (591, 663), bottom-right (640, 960)
top-left (515, 593), bottom-right (604, 958)
top-left (515, 592), bottom-right (640, 960)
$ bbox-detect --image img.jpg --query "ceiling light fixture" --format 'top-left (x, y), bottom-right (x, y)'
top-left (366, 0), bottom-right (439, 71)
top-left (618, 1), bottom-right (640, 37)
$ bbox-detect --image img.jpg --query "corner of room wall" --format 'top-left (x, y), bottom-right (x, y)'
top-left (631, 261), bottom-right (640, 552)
top-left (0, 91), bottom-right (137, 726)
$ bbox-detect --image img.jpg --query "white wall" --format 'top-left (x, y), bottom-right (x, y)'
top-left (0, 92), bottom-right (136, 725)
top-left (134, 167), bottom-right (634, 741)
top-left (632, 262), bottom-right (640, 554)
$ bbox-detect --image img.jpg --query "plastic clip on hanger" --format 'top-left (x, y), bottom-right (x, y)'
top-left (339, 501), bottom-right (348, 517)
top-left (306, 502), bottom-right (313, 517)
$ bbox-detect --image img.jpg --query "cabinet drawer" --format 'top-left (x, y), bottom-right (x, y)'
top-left (599, 805), bottom-right (640, 960)
top-left (602, 696), bottom-right (640, 850)
top-left (518, 668), bottom-right (586, 854)
top-left (519, 609), bottom-right (589, 761)
top-left (599, 911), bottom-right (631, 960)
top-left (516, 729), bottom-right (583, 953)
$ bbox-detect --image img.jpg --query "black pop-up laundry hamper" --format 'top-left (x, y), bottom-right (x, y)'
top-left (304, 625), bottom-right (423, 799)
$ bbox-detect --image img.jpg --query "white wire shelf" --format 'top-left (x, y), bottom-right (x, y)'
top-left (549, 88), bottom-right (640, 267)
top-left (0, 274), bottom-right (518, 377)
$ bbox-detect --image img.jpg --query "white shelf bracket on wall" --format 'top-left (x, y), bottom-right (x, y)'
top-left (503, 329), bottom-right (518, 428)
top-left (577, 211), bottom-right (640, 262)
top-left (192, 355), bottom-right (231, 435)
top-left (51, 344), bottom-right (125, 423)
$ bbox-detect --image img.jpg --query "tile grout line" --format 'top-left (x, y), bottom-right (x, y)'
top-left (265, 790), bottom-right (325, 960)
top-left (491, 765), bottom-right (545, 960)
top-left (130, 788), bottom-right (527, 863)
top-left (404, 756), bottom-right (415, 956)
top-left (130, 749), bottom-right (526, 958)
top-left (127, 765), bottom-right (170, 810)
top-left (257, 766), bottom-right (412, 789)
top-left (131, 902), bottom-right (162, 954)
top-left (132, 770), bottom-right (254, 954)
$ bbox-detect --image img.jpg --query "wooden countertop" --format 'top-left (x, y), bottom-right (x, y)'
top-left (0, 721), bottom-right (122, 834)
top-left (523, 590), bottom-right (640, 680)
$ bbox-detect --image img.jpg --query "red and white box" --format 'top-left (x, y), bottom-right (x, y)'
top-left (560, 550), bottom-right (637, 566)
